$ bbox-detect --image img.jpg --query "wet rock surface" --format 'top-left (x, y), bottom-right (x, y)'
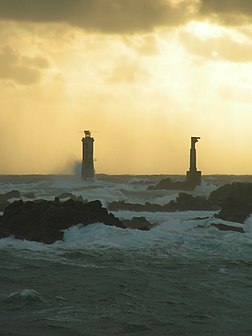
top-left (0, 200), bottom-right (10, 211)
top-left (210, 223), bottom-right (245, 233)
top-left (1, 182), bottom-right (251, 243)
top-left (57, 192), bottom-right (88, 202)
top-left (0, 199), bottom-right (124, 244)
top-left (0, 190), bottom-right (22, 211)
top-left (122, 217), bottom-right (154, 231)
top-left (209, 182), bottom-right (252, 223)
top-left (169, 193), bottom-right (217, 211)
top-left (23, 192), bottom-right (36, 199)
top-left (0, 199), bottom-right (155, 243)
top-left (147, 177), bottom-right (196, 191)
top-left (0, 190), bottom-right (37, 209)
top-left (109, 192), bottom-right (217, 212)
top-left (108, 200), bottom-right (169, 212)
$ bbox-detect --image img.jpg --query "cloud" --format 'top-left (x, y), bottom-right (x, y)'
top-left (0, 0), bottom-right (195, 33)
top-left (0, 46), bottom-right (50, 85)
top-left (0, 0), bottom-right (251, 35)
top-left (199, 0), bottom-right (252, 24)
top-left (180, 32), bottom-right (252, 62)
top-left (108, 59), bottom-right (149, 83)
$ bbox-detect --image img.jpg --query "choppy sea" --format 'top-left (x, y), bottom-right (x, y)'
top-left (1, 174), bottom-right (252, 336)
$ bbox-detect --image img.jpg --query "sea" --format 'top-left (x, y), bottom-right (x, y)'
top-left (0, 174), bottom-right (252, 336)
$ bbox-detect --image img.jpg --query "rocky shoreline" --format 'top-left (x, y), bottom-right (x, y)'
top-left (0, 198), bottom-right (154, 244)
top-left (0, 182), bottom-right (251, 243)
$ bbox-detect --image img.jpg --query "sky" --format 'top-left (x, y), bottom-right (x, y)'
top-left (0, 0), bottom-right (251, 175)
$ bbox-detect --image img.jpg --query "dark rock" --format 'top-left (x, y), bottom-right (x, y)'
top-left (169, 193), bottom-right (218, 211)
top-left (108, 200), bottom-right (166, 212)
top-left (58, 193), bottom-right (87, 203)
top-left (209, 182), bottom-right (252, 205)
top-left (122, 217), bottom-right (153, 230)
top-left (215, 198), bottom-right (251, 223)
top-left (0, 190), bottom-right (21, 201)
top-left (23, 192), bottom-right (36, 199)
top-left (109, 193), bottom-right (216, 213)
top-left (0, 190), bottom-right (21, 210)
top-left (211, 223), bottom-right (245, 233)
top-left (4, 190), bottom-right (21, 199)
top-left (197, 222), bottom-right (245, 233)
top-left (148, 177), bottom-right (197, 191)
top-left (0, 199), bottom-right (125, 244)
top-left (209, 182), bottom-right (252, 223)
top-left (0, 200), bottom-right (10, 211)
top-left (58, 192), bottom-right (74, 199)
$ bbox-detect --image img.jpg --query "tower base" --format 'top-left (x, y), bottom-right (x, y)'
top-left (186, 170), bottom-right (202, 188)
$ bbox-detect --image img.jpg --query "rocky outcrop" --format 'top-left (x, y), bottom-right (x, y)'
top-left (0, 199), bottom-right (155, 244)
top-left (168, 193), bottom-right (217, 211)
top-left (0, 200), bottom-right (10, 212)
top-left (122, 217), bottom-right (154, 230)
top-left (209, 182), bottom-right (252, 205)
top-left (109, 193), bottom-right (217, 212)
top-left (209, 182), bottom-right (252, 223)
top-left (0, 199), bottom-right (124, 244)
top-left (57, 193), bottom-right (87, 203)
top-left (23, 192), bottom-right (36, 199)
top-left (147, 177), bottom-right (196, 191)
top-left (0, 190), bottom-right (22, 211)
top-left (211, 223), bottom-right (245, 233)
top-left (108, 200), bottom-right (169, 212)
top-left (1, 190), bottom-right (21, 199)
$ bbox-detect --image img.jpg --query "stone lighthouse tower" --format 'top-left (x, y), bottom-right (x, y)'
top-left (81, 130), bottom-right (95, 179)
top-left (186, 137), bottom-right (201, 187)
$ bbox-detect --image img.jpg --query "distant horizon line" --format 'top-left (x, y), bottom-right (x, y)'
top-left (1, 173), bottom-right (252, 177)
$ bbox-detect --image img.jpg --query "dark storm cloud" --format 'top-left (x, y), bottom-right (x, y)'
top-left (0, 0), bottom-right (250, 33)
top-left (0, 0), bottom-right (192, 33)
top-left (0, 46), bottom-right (50, 85)
top-left (199, 0), bottom-right (252, 24)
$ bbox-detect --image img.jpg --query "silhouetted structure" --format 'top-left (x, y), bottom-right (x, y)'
top-left (148, 136), bottom-right (202, 191)
top-left (81, 130), bottom-right (95, 179)
top-left (186, 137), bottom-right (201, 187)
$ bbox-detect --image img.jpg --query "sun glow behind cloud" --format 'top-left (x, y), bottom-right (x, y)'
top-left (0, 1), bottom-right (252, 175)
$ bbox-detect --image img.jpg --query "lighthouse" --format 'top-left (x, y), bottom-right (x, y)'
top-left (81, 130), bottom-right (95, 179)
top-left (186, 137), bottom-right (201, 187)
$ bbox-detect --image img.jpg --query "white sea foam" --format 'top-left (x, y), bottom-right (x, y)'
top-left (244, 214), bottom-right (252, 233)
top-left (194, 180), bottom-right (218, 194)
top-left (6, 289), bottom-right (44, 303)
top-left (0, 175), bottom-right (252, 261)
top-left (113, 209), bottom-right (217, 224)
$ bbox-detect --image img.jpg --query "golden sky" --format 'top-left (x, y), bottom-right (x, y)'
top-left (0, 0), bottom-right (251, 175)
